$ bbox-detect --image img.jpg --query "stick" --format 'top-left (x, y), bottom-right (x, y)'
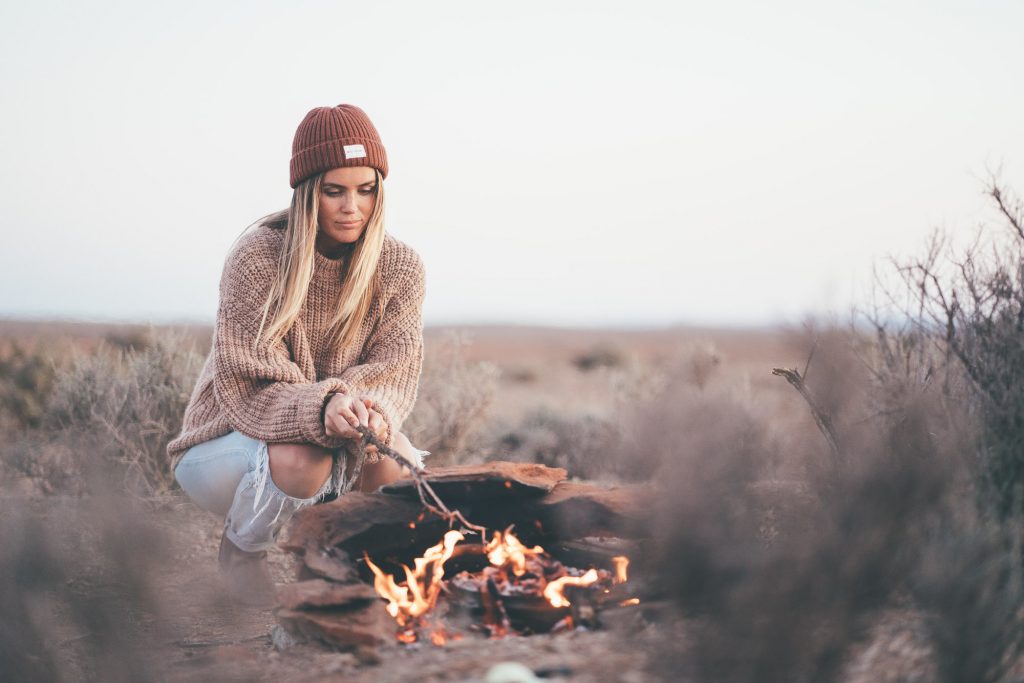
top-left (771, 366), bottom-right (842, 464)
top-left (353, 425), bottom-right (487, 535)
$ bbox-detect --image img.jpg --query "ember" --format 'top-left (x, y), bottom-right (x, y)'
top-left (364, 525), bottom-right (633, 643)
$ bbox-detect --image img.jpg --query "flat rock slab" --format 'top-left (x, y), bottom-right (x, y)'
top-left (530, 481), bottom-right (650, 538)
top-left (276, 604), bottom-right (392, 650)
top-left (282, 493), bottom-right (424, 555)
top-left (276, 579), bottom-right (380, 611)
top-left (380, 461), bottom-right (568, 501)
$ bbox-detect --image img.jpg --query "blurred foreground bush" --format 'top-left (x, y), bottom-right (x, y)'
top-left (637, 330), bottom-right (1024, 682)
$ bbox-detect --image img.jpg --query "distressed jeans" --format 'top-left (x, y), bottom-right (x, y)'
top-left (174, 431), bottom-right (334, 552)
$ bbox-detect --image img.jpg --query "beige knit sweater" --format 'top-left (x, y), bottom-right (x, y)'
top-left (166, 224), bottom-right (425, 471)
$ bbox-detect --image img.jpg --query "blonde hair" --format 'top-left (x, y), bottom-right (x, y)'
top-left (253, 168), bottom-right (385, 352)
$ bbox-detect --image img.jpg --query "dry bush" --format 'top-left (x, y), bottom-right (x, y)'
top-left (491, 409), bottom-right (621, 479)
top-left (0, 341), bottom-right (62, 432)
top-left (43, 330), bottom-right (204, 498)
top-left (0, 463), bottom-right (171, 682)
top-left (637, 329), bottom-right (1024, 682)
top-left (487, 342), bottom-right (732, 481)
top-left (571, 343), bottom-right (624, 372)
top-left (404, 333), bottom-right (500, 466)
top-left (874, 177), bottom-right (1024, 517)
top-left (2, 433), bottom-right (88, 496)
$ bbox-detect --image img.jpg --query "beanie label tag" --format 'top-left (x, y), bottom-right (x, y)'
top-left (343, 144), bottom-right (367, 159)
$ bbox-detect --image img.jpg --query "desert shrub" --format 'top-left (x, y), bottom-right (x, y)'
top-left (103, 327), bottom-right (153, 352)
top-left (639, 333), bottom-right (980, 682)
top-left (3, 433), bottom-right (88, 496)
top-left (571, 343), bottom-right (624, 372)
top-left (492, 409), bottom-right (621, 479)
top-left (487, 342), bottom-right (734, 481)
top-left (0, 341), bottom-right (60, 431)
top-left (404, 333), bottom-right (500, 466)
top-left (44, 330), bottom-right (204, 498)
top-left (877, 178), bottom-right (1024, 518)
top-left (913, 512), bottom-right (1024, 683)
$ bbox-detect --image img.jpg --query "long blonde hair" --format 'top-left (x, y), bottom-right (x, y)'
top-left (252, 168), bottom-right (385, 352)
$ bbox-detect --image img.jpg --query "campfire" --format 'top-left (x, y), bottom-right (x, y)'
top-left (276, 461), bottom-right (650, 651)
top-left (363, 525), bottom-right (635, 643)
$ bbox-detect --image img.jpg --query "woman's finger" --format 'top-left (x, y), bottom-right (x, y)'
top-left (367, 410), bottom-right (386, 439)
top-left (352, 398), bottom-right (369, 427)
top-left (327, 411), bottom-right (358, 439)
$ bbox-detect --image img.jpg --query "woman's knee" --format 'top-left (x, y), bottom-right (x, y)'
top-left (268, 443), bottom-right (333, 498)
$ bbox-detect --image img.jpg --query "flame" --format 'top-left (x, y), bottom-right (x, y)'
top-left (619, 598), bottom-right (640, 607)
top-left (611, 555), bottom-right (629, 584)
top-left (543, 568), bottom-right (599, 608)
top-left (365, 529), bottom-right (464, 626)
top-left (366, 523), bottom-right (632, 642)
top-left (483, 526), bottom-right (544, 577)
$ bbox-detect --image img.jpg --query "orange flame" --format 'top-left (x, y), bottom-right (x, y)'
top-left (364, 529), bottom-right (464, 626)
top-left (611, 555), bottom-right (629, 584)
top-left (483, 526), bottom-right (544, 577)
top-left (543, 568), bottom-right (599, 608)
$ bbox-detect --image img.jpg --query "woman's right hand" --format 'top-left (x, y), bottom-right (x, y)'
top-left (323, 393), bottom-right (372, 439)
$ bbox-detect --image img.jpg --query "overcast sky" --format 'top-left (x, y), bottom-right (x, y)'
top-left (2, 0), bottom-right (1022, 327)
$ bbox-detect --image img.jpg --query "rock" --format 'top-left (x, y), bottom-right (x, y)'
top-left (485, 661), bottom-right (541, 683)
top-left (270, 624), bottom-right (299, 651)
top-left (282, 492), bottom-right (423, 555)
top-left (531, 482), bottom-right (650, 539)
top-left (380, 461), bottom-right (568, 501)
top-left (275, 579), bottom-right (380, 611)
top-left (276, 603), bottom-right (392, 650)
top-left (300, 542), bottom-right (359, 583)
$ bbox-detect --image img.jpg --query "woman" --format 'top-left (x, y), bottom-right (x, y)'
top-left (167, 104), bottom-right (426, 607)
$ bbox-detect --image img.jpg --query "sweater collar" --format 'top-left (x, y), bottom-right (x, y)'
top-left (312, 246), bottom-right (348, 285)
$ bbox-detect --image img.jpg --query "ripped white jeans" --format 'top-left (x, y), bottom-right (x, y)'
top-left (174, 431), bottom-right (335, 552)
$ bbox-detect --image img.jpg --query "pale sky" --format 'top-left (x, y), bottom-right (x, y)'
top-left (2, 0), bottom-right (1022, 327)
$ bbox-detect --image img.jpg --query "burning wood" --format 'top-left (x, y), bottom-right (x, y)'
top-left (363, 530), bottom-right (464, 627)
top-left (365, 526), bottom-right (633, 643)
top-left (277, 462), bottom-right (650, 651)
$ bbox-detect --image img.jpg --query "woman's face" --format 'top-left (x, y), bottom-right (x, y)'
top-left (316, 166), bottom-right (379, 254)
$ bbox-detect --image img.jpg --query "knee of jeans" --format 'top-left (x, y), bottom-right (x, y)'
top-left (266, 444), bottom-right (334, 498)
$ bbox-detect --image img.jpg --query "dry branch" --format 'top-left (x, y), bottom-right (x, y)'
top-left (352, 425), bottom-right (487, 534)
top-left (771, 366), bottom-right (841, 463)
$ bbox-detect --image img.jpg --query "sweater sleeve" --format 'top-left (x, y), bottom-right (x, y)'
top-left (211, 236), bottom-right (348, 448)
top-left (335, 248), bottom-right (426, 444)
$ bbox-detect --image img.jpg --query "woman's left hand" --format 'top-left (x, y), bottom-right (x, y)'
top-left (365, 407), bottom-right (389, 450)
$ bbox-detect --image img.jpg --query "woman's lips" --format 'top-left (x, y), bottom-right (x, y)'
top-left (337, 220), bottom-right (362, 227)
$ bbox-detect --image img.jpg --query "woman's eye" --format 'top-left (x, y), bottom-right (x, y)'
top-left (358, 186), bottom-right (378, 195)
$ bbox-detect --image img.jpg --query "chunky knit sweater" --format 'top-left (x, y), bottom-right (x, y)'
top-left (166, 224), bottom-right (425, 471)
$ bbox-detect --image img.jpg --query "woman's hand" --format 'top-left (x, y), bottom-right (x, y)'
top-left (323, 393), bottom-right (389, 443)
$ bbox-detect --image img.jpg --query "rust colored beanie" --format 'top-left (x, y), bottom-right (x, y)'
top-left (289, 104), bottom-right (388, 188)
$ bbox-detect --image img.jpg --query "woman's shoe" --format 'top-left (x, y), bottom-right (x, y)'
top-left (218, 533), bottom-right (276, 608)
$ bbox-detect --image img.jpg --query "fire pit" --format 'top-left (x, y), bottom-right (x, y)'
top-left (364, 526), bottom-right (634, 642)
top-left (277, 462), bottom-right (650, 650)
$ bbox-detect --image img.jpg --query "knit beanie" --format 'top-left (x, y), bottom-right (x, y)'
top-left (289, 104), bottom-right (388, 188)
